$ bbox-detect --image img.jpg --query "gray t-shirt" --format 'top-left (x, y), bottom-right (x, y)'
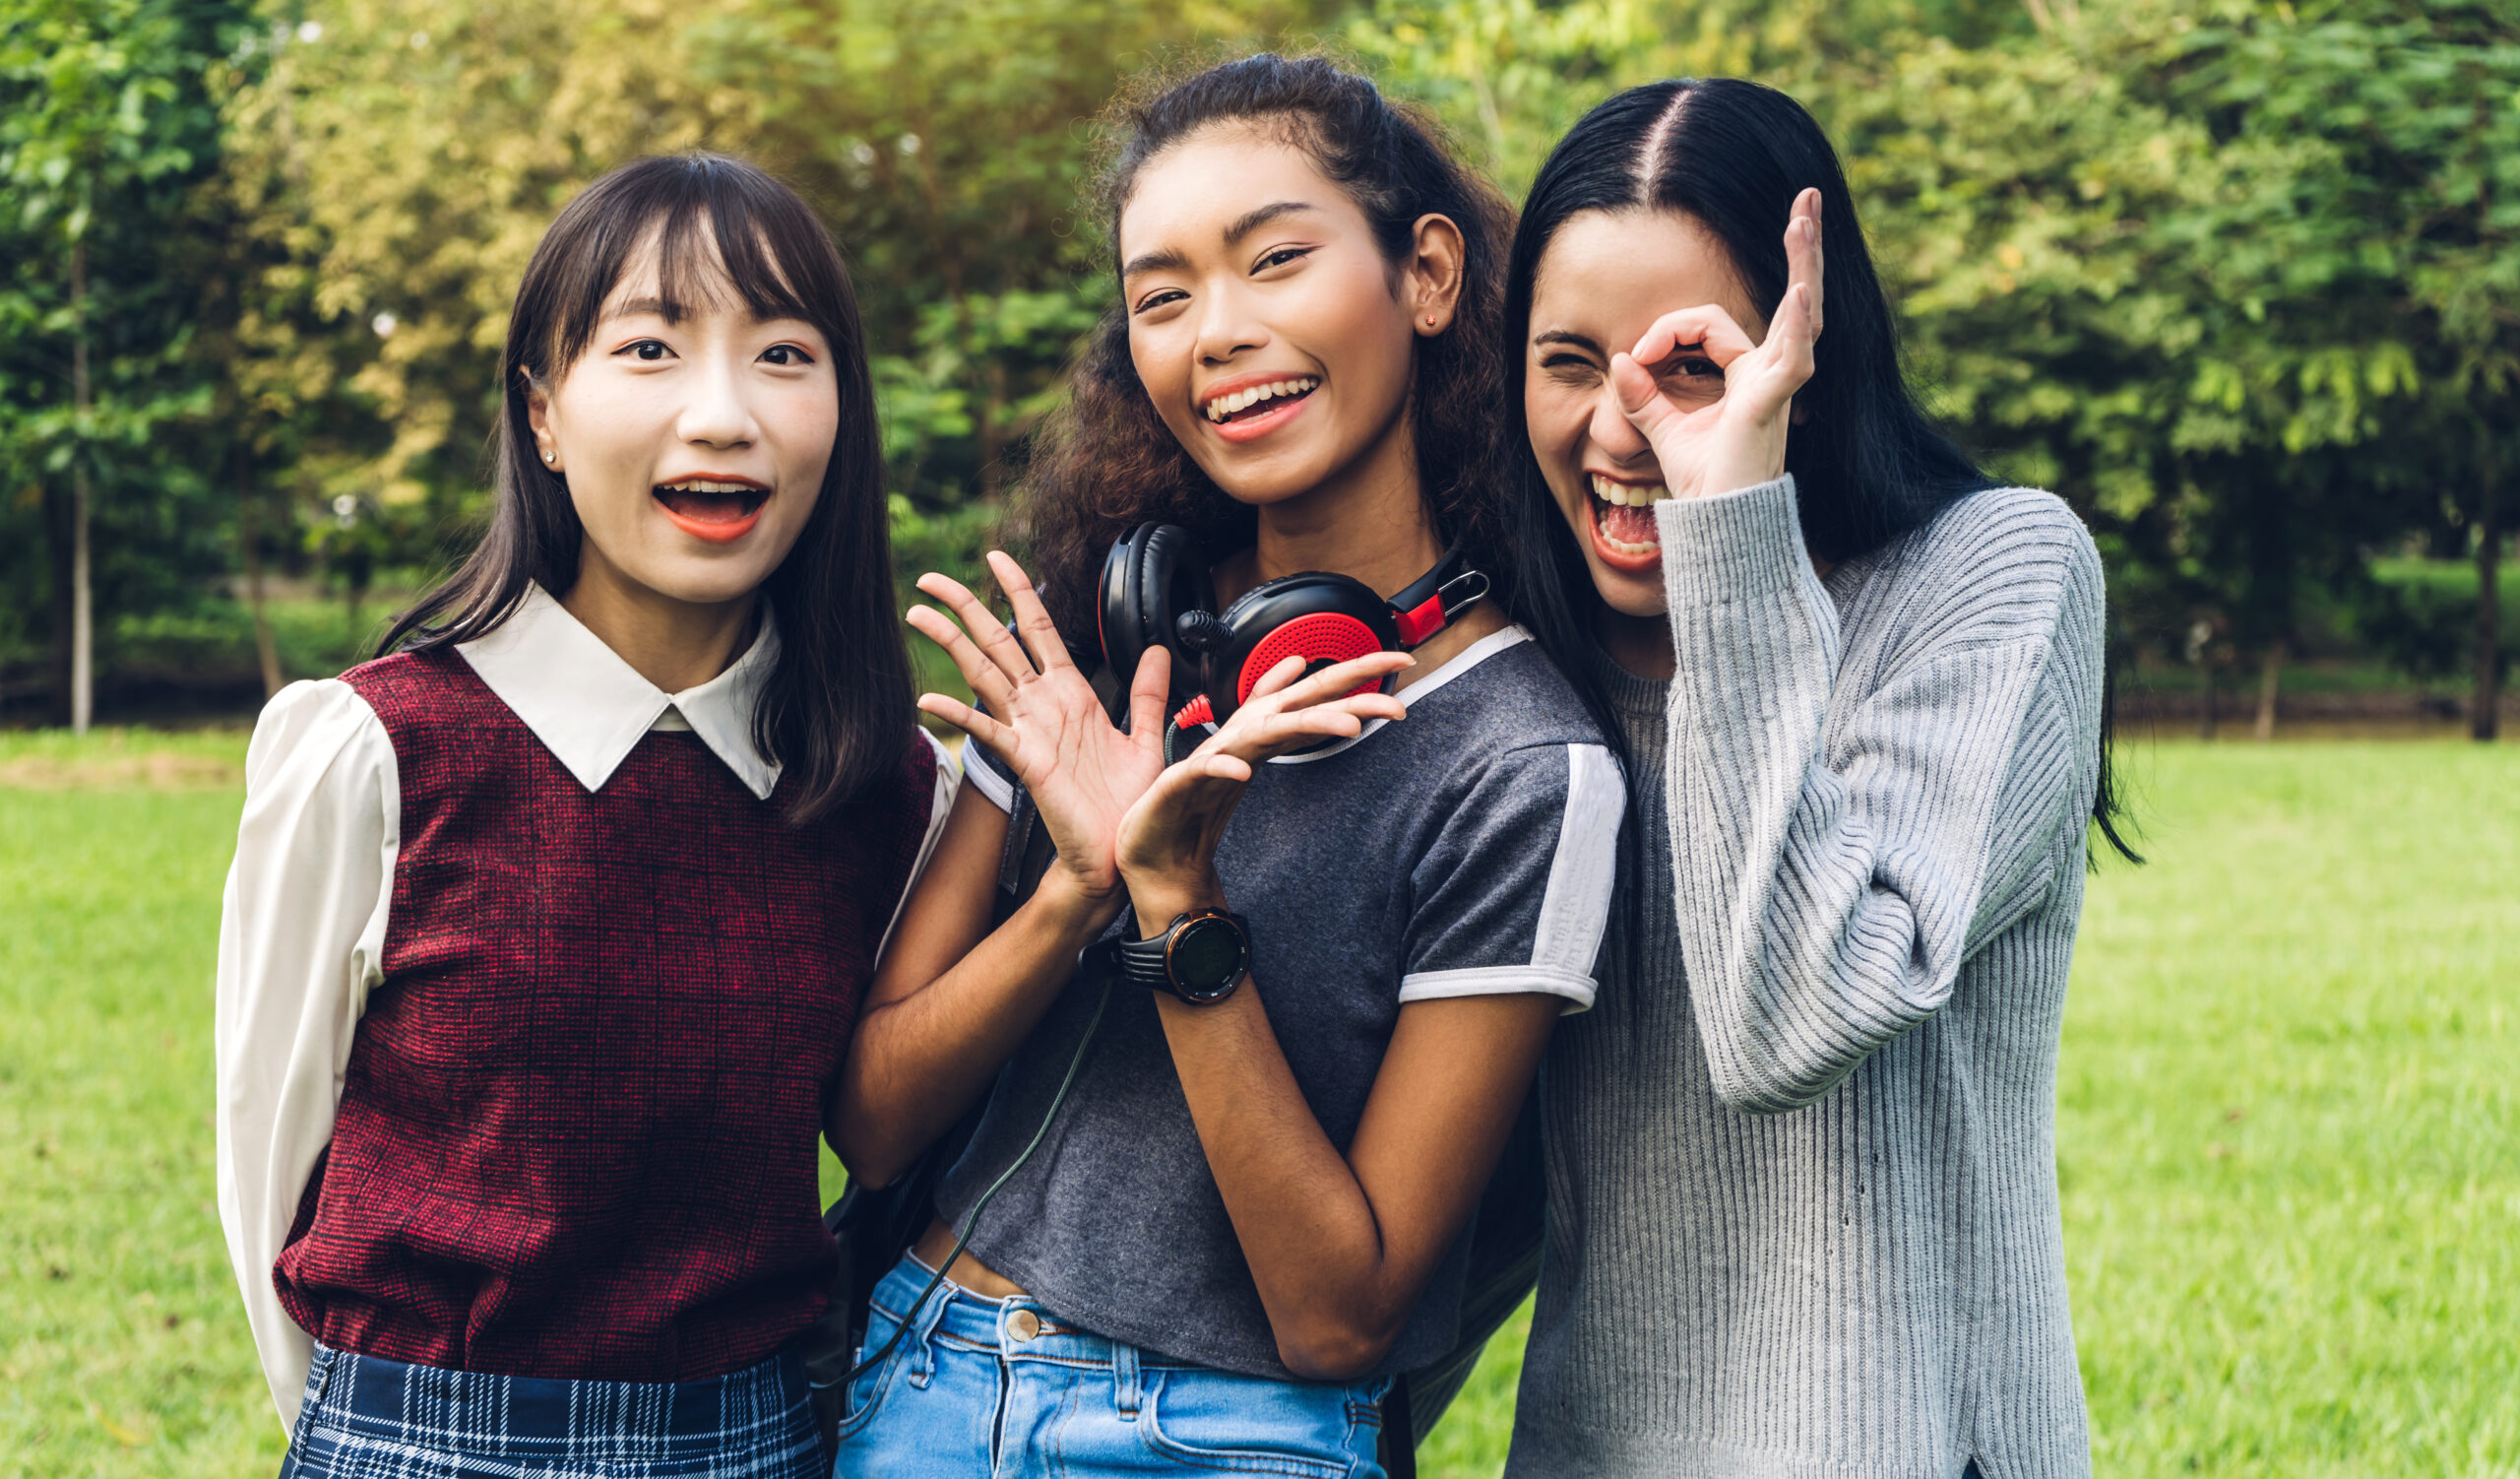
top-left (945, 627), bottom-right (1623, 1381)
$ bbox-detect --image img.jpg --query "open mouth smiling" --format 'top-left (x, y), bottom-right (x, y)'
top-left (1587, 472), bottom-right (1672, 567)
top-left (653, 477), bottom-right (770, 544)
top-left (1199, 375), bottom-right (1319, 442)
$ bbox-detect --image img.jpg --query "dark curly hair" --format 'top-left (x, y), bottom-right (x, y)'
top-left (1011, 53), bottom-right (1520, 645)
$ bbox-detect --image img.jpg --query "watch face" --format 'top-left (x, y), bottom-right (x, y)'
top-left (1168, 917), bottom-right (1248, 999)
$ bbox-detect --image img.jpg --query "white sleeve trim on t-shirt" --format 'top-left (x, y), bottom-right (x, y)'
top-left (962, 740), bottom-right (1016, 812)
top-left (1398, 964), bottom-right (1600, 1011)
top-left (1399, 741), bottom-right (1624, 1015)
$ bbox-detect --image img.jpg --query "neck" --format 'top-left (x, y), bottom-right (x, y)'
top-left (1222, 410), bottom-right (1506, 687)
top-left (558, 553), bottom-right (759, 693)
top-left (1597, 604), bottom-right (1675, 681)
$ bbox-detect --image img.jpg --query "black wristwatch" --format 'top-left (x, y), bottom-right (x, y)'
top-left (1116, 908), bottom-right (1253, 1005)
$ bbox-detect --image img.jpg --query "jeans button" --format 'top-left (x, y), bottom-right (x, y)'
top-left (1008, 1309), bottom-right (1041, 1343)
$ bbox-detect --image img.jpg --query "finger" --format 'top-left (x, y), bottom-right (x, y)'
top-left (915, 571), bottom-right (1036, 688)
top-left (1608, 351), bottom-right (1667, 426)
top-left (985, 550), bottom-right (1078, 677)
top-left (1628, 306), bottom-right (1758, 374)
top-left (1209, 692), bottom-right (1408, 767)
top-left (915, 693), bottom-right (1013, 757)
top-left (1198, 753), bottom-right (1253, 785)
top-left (905, 604), bottom-right (1017, 714)
top-left (1784, 188), bottom-right (1824, 342)
top-left (1249, 649), bottom-right (1414, 711)
top-left (1764, 283), bottom-right (1816, 393)
top-left (1128, 645), bottom-right (1171, 743)
top-left (1240, 654), bottom-right (1309, 704)
top-left (1783, 189), bottom-right (1824, 343)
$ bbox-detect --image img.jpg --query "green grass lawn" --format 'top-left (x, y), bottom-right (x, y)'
top-left (2, 735), bottom-right (2513, 1477)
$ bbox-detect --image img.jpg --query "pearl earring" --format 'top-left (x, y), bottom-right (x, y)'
top-left (543, 451), bottom-right (554, 464)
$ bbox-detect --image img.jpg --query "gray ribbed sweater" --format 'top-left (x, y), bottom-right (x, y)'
top-left (1507, 476), bottom-right (2103, 1479)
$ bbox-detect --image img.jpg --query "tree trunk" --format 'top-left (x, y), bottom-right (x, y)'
top-left (241, 474), bottom-right (284, 699)
top-left (2477, 463), bottom-right (2501, 742)
top-left (45, 483), bottom-right (74, 727)
top-left (70, 235), bottom-right (94, 737)
top-left (2253, 639), bottom-right (2286, 741)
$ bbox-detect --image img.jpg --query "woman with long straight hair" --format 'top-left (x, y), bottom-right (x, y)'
top-left (1498, 79), bottom-right (2133, 1478)
top-left (824, 54), bottom-right (1622, 1478)
top-left (215, 154), bottom-right (953, 1478)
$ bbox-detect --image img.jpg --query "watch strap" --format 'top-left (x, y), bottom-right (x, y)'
top-left (1116, 907), bottom-right (1251, 1002)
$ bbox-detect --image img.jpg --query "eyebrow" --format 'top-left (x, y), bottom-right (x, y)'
top-left (1119, 201), bottom-right (1322, 282)
top-left (1532, 329), bottom-right (1605, 354)
top-left (602, 295), bottom-right (679, 324)
top-left (1225, 200), bottom-right (1317, 245)
top-left (1119, 247), bottom-right (1189, 282)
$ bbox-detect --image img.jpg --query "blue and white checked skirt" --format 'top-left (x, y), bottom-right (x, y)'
top-left (279, 1342), bottom-right (825, 1478)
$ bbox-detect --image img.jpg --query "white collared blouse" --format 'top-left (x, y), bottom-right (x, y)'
top-left (213, 584), bottom-right (957, 1430)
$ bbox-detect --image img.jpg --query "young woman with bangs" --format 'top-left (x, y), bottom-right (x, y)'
top-left (216, 155), bottom-right (954, 1478)
top-left (825, 54), bottom-right (1624, 1479)
top-left (1495, 80), bottom-right (2136, 1479)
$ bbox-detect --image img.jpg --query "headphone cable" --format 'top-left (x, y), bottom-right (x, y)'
top-left (839, 968), bottom-right (1114, 1387)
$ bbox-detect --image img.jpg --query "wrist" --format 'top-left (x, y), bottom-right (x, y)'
top-left (1125, 872), bottom-right (1228, 937)
top-left (1028, 869), bottom-right (1128, 941)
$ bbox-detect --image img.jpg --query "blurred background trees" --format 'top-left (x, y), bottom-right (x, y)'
top-left (1, 0), bottom-right (2512, 736)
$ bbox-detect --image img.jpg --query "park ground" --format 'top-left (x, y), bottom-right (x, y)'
top-left (1, 733), bottom-right (2514, 1478)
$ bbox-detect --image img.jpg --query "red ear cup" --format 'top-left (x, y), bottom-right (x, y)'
top-left (1209, 571), bottom-right (1400, 724)
top-left (1236, 611), bottom-right (1385, 706)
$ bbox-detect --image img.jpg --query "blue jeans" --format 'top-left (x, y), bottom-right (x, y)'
top-left (830, 1254), bottom-right (1389, 1478)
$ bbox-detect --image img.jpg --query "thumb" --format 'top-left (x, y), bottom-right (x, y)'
top-left (1607, 352), bottom-right (1663, 424)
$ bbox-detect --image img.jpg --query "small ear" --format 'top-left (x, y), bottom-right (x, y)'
top-left (521, 369), bottom-right (560, 464)
top-left (1407, 212), bottom-right (1467, 335)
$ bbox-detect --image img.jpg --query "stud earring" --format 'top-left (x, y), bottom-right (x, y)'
top-left (543, 451), bottom-right (554, 464)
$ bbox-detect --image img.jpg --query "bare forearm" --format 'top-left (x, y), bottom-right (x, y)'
top-left (1153, 986), bottom-right (1418, 1378)
top-left (832, 880), bottom-right (1114, 1185)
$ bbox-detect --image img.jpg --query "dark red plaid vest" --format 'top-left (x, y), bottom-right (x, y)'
top-left (275, 648), bottom-right (935, 1382)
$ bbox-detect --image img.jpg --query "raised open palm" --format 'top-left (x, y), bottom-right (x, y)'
top-left (1610, 187), bottom-right (1826, 500)
top-left (908, 550), bottom-right (1168, 906)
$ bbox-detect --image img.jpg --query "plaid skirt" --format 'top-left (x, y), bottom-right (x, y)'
top-left (279, 1342), bottom-right (825, 1478)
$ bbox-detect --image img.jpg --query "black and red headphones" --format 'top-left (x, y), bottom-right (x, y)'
top-left (1097, 522), bottom-right (1490, 735)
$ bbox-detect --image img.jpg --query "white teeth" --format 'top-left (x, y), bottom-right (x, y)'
top-left (659, 479), bottom-right (758, 494)
top-left (1204, 376), bottom-right (1319, 422)
top-left (1603, 533), bottom-right (1660, 554)
top-left (1589, 473), bottom-right (1670, 506)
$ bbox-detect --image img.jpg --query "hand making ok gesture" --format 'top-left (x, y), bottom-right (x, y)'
top-left (1609, 187), bottom-right (1826, 500)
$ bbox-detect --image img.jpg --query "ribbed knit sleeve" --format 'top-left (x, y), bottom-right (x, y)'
top-left (1653, 476), bottom-right (2103, 1114)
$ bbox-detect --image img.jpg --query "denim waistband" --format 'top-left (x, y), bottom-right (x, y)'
top-left (296, 1341), bottom-right (812, 1461)
top-left (874, 1254), bottom-right (1215, 1373)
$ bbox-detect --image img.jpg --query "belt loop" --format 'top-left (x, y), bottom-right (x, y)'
top-left (905, 1286), bottom-right (953, 1390)
top-left (1111, 1338), bottom-right (1142, 1420)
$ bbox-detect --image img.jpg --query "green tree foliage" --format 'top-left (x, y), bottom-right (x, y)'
top-left (4, 0), bottom-right (2516, 729)
top-left (0, 0), bottom-right (249, 723)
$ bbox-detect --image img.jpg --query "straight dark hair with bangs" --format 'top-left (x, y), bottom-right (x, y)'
top-left (1501, 79), bottom-right (2137, 860)
top-left (1015, 53), bottom-right (1525, 651)
top-left (380, 153), bottom-right (914, 821)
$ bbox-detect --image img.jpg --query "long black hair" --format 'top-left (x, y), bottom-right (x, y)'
top-left (379, 153), bottom-right (914, 821)
top-left (1501, 79), bottom-right (2139, 861)
top-left (1015, 53), bottom-right (1521, 644)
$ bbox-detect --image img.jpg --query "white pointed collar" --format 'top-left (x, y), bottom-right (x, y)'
top-left (455, 583), bottom-right (783, 800)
